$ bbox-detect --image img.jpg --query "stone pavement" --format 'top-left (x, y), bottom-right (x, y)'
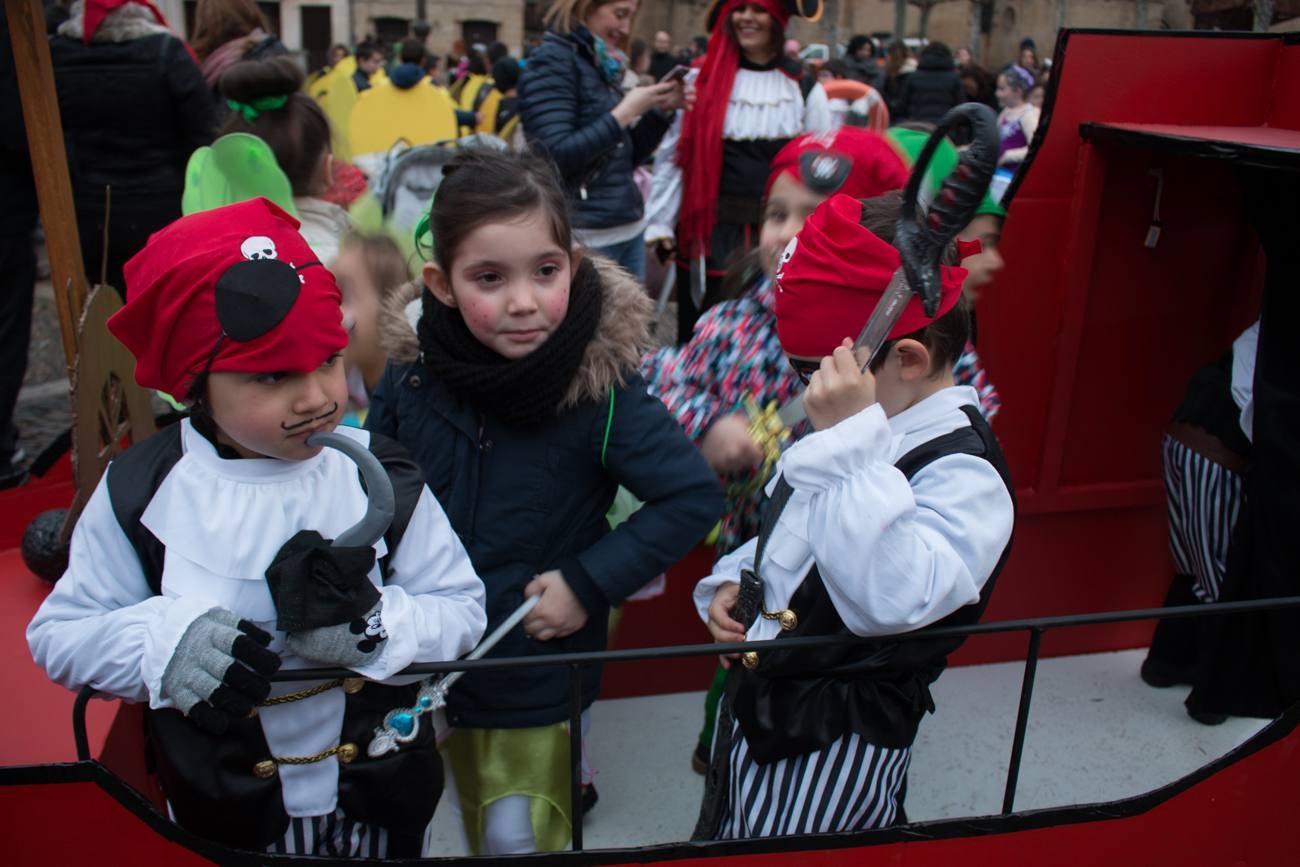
top-left (12, 278), bottom-right (72, 471)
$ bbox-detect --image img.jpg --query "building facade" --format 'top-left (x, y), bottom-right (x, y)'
top-left (155, 1), bottom-right (532, 72)
top-left (154, 1), bottom-right (1293, 74)
top-left (634, 0), bottom-right (1193, 69)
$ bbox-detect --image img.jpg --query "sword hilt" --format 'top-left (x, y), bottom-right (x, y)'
top-left (896, 103), bottom-right (999, 316)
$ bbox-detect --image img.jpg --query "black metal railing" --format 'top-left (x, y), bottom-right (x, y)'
top-left (73, 595), bottom-right (1300, 853)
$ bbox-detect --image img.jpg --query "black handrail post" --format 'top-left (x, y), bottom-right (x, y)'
top-left (1002, 626), bottom-right (1044, 815)
top-left (569, 663), bottom-right (584, 852)
top-left (72, 685), bottom-right (97, 761)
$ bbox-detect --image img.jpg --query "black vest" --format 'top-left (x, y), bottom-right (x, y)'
top-left (105, 422), bottom-right (437, 853)
top-left (730, 406), bottom-right (1015, 764)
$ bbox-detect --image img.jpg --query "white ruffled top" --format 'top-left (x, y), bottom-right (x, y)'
top-left (722, 67), bottom-right (806, 140)
top-left (645, 69), bottom-right (831, 241)
top-left (140, 422), bottom-right (384, 619)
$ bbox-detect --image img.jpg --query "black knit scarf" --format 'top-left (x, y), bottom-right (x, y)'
top-left (417, 258), bottom-right (603, 429)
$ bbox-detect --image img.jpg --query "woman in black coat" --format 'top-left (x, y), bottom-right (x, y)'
top-left (895, 41), bottom-right (967, 125)
top-left (518, 0), bottom-right (684, 283)
top-left (50, 0), bottom-right (214, 296)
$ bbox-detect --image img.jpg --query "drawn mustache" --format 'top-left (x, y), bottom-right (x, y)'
top-left (281, 402), bottom-right (339, 431)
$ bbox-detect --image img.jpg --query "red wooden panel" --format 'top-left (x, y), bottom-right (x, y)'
top-left (602, 545), bottom-right (718, 699)
top-left (0, 781), bottom-right (215, 865)
top-left (978, 195), bottom-right (1072, 490)
top-left (4, 710), bottom-right (1295, 864)
top-left (1056, 151), bottom-right (1259, 489)
top-left (1016, 32), bottom-right (1279, 204)
top-left (1268, 43), bottom-right (1300, 131)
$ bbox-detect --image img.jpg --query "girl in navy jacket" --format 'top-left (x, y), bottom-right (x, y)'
top-left (367, 149), bottom-right (722, 854)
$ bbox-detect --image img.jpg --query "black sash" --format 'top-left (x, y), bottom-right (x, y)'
top-left (692, 475), bottom-right (795, 840)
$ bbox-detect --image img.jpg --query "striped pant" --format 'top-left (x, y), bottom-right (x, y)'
top-left (718, 720), bottom-right (910, 839)
top-left (1162, 434), bottom-right (1245, 603)
top-left (266, 808), bottom-right (389, 857)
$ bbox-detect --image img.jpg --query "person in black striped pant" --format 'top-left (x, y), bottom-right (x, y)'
top-left (1142, 321), bottom-right (1257, 725)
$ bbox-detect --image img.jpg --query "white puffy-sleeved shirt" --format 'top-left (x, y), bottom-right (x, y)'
top-left (1230, 319), bottom-right (1259, 443)
top-left (27, 420), bottom-right (487, 818)
top-left (694, 386), bottom-right (1014, 642)
top-left (645, 67), bottom-right (832, 244)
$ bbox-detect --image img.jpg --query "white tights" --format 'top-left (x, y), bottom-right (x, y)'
top-left (481, 794), bottom-right (535, 855)
top-left (463, 710), bottom-right (593, 856)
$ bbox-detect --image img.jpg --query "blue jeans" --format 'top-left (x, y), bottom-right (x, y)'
top-left (591, 232), bottom-right (646, 284)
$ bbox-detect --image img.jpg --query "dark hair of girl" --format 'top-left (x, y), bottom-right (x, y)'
top-left (191, 0), bottom-right (269, 62)
top-left (218, 57), bottom-right (332, 197)
top-left (857, 191), bottom-right (969, 374)
top-left (418, 149), bottom-right (572, 271)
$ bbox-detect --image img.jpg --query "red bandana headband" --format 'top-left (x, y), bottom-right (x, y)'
top-left (108, 198), bottom-right (347, 399)
top-left (765, 127), bottom-right (909, 200)
top-left (775, 194), bottom-right (967, 359)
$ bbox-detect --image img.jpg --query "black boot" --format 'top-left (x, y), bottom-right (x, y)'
top-left (1142, 574), bottom-right (1200, 687)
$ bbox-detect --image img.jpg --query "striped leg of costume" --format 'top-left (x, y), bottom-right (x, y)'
top-left (266, 808), bottom-right (389, 857)
top-left (1162, 434), bottom-right (1246, 603)
top-left (718, 720), bottom-right (910, 839)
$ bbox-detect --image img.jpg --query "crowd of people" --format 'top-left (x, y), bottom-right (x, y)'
top-left (11, 0), bottom-right (1229, 862)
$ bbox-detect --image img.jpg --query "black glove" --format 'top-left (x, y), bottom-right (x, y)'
top-left (264, 530), bottom-right (378, 632)
top-left (159, 608), bottom-right (281, 735)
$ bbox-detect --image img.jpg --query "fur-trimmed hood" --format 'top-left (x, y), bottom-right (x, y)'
top-left (379, 254), bottom-right (653, 407)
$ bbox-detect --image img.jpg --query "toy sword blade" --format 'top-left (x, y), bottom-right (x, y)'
top-left (367, 595), bottom-right (541, 757)
top-left (430, 593), bottom-right (540, 697)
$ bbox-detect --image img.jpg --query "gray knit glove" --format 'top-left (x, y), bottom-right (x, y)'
top-left (159, 608), bottom-right (281, 735)
top-left (285, 600), bottom-right (388, 668)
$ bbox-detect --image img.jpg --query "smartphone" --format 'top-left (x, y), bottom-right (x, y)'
top-left (659, 64), bottom-right (690, 84)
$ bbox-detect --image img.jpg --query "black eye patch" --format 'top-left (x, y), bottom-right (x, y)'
top-left (799, 150), bottom-right (853, 195)
top-left (214, 259), bottom-right (315, 342)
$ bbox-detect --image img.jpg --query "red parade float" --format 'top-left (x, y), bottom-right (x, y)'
top-left (2, 14), bottom-right (1298, 864)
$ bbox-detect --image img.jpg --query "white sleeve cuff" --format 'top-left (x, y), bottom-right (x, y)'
top-left (782, 403), bottom-right (891, 492)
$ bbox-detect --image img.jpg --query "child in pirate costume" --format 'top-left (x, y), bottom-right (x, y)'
top-left (694, 192), bottom-right (1015, 839)
top-left (26, 198), bottom-right (487, 857)
top-left (642, 126), bottom-right (1002, 772)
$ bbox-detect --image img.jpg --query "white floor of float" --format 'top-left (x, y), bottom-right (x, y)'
top-left (424, 649), bottom-right (1268, 855)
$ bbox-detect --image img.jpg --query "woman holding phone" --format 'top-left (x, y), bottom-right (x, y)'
top-left (644, 0), bottom-right (832, 343)
top-left (519, 0), bottom-right (686, 282)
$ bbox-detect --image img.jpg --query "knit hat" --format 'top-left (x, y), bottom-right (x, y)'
top-left (108, 198), bottom-right (347, 398)
top-left (774, 193), bottom-right (966, 358)
top-left (765, 127), bottom-right (908, 200)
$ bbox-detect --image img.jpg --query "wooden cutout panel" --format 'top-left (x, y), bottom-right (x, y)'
top-left (61, 286), bottom-right (156, 539)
